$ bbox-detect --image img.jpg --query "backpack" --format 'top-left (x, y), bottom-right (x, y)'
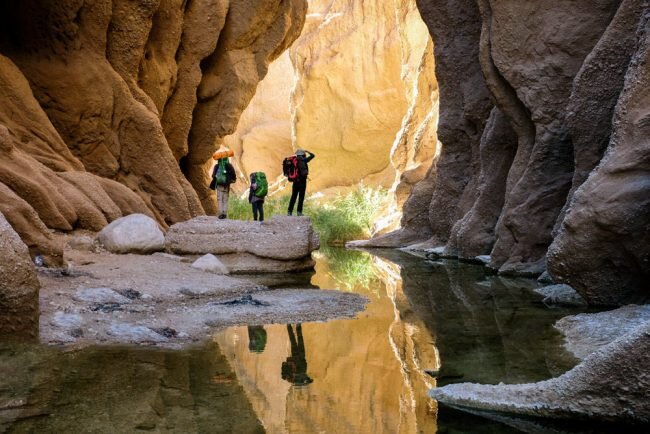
top-left (215, 158), bottom-right (228, 186)
top-left (253, 172), bottom-right (268, 198)
top-left (283, 156), bottom-right (300, 182)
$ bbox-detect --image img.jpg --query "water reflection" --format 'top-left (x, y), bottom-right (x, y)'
top-left (281, 324), bottom-right (313, 386)
top-left (248, 326), bottom-right (268, 353)
top-left (215, 249), bottom-right (439, 434)
top-left (1, 248), bottom-right (596, 433)
top-left (0, 342), bottom-right (264, 433)
top-left (215, 248), bottom-right (589, 434)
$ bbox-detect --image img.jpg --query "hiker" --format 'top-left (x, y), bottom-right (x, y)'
top-left (249, 171), bottom-right (268, 222)
top-left (247, 326), bottom-right (267, 353)
top-left (281, 323), bottom-right (313, 386)
top-left (284, 149), bottom-right (315, 216)
top-left (209, 155), bottom-right (236, 219)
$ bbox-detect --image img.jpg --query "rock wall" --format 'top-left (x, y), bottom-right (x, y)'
top-left (223, 0), bottom-right (438, 206)
top-left (377, 0), bottom-right (649, 305)
top-left (0, 212), bottom-right (39, 338)
top-left (0, 0), bottom-right (307, 262)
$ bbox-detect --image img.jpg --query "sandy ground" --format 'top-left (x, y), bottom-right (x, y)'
top-left (38, 247), bottom-right (367, 348)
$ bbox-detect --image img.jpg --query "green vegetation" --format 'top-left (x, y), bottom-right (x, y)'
top-left (319, 247), bottom-right (382, 292)
top-left (227, 184), bottom-right (390, 246)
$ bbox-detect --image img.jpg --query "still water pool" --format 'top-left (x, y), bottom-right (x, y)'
top-left (1, 248), bottom-right (596, 433)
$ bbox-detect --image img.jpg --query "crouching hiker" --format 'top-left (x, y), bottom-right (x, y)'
top-left (209, 151), bottom-right (237, 219)
top-left (249, 172), bottom-right (269, 222)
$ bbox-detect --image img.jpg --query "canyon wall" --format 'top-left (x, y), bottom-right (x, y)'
top-left (223, 0), bottom-right (439, 207)
top-left (0, 0), bottom-right (307, 263)
top-left (383, 0), bottom-right (648, 305)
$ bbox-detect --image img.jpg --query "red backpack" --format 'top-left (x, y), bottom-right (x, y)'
top-left (283, 156), bottom-right (300, 182)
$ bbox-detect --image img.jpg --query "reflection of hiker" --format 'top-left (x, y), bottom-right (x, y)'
top-left (281, 323), bottom-right (313, 386)
top-left (284, 149), bottom-right (315, 216)
top-left (249, 172), bottom-right (268, 222)
top-left (209, 154), bottom-right (236, 219)
top-left (248, 326), bottom-right (267, 353)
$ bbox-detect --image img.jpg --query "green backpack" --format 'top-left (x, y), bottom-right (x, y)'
top-left (254, 172), bottom-right (268, 197)
top-left (215, 159), bottom-right (228, 186)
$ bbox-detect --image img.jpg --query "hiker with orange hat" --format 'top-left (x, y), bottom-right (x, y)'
top-left (209, 146), bottom-right (237, 219)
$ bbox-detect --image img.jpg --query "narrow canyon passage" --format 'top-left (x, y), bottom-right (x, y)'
top-left (1, 0), bottom-right (650, 431)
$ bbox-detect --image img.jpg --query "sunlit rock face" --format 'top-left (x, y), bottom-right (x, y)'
top-left (0, 0), bottom-right (307, 260)
top-left (224, 0), bottom-right (438, 208)
top-left (223, 51), bottom-right (295, 192)
top-left (377, 0), bottom-right (649, 305)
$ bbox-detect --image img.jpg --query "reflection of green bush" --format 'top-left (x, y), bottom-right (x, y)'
top-left (320, 246), bottom-right (381, 292)
top-left (226, 185), bottom-right (390, 246)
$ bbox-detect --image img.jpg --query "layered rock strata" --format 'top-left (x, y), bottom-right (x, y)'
top-left (165, 216), bottom-right (320, 273)
top-left (376, 0), bottom-right (649, 305)
top-left (0, 0), bottom-right (307, 262)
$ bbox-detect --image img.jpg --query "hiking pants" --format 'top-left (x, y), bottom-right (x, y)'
top-left (288, 180), bottom-right (307, 214)
top-left (216, 185), bottom-right (230, 216)
top-left (252, 202), bottom-right (264, 221)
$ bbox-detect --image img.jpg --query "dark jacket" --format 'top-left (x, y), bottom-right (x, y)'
top-left (209, 160), bottom-right (236, 189)
top-left (297, 152), bottom-right (315, 182)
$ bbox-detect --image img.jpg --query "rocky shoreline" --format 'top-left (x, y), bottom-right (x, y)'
top-left (2, 214), bottom-right (367, 347)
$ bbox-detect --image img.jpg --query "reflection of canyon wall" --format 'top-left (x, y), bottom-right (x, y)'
top-left (0, 1), bottom-right (307, 263)
top-left (224, 0), bottom-right (438, 201)
top-left (215, 251), bottom-right (438, 433)
top-left (0, 343), bottom-right (263, 432)
top-left (376, 0), bottom-right (649, 306)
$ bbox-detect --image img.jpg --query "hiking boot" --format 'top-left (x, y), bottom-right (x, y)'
top-left (287, 212), bottom-right (292, 216)
top-left (218, 214), bottom-right (226, 219)
top-left (297, 212), bottom-right (303, 217)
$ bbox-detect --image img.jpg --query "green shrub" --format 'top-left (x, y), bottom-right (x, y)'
top-left (226, 185), bottom-right (390, 246)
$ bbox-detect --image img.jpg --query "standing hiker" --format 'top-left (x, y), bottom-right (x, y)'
top-left (249, 171), bottom-right (268, 222)
top-left (284, 149), bottom-right (315, 216)
top-left (209, 153), bottom-right (236, 219)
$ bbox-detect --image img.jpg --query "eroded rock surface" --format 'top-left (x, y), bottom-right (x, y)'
top-left (373, 0), bottom-right (650, 306)
top-left (223, 0), bottom-right (438, 221)
top-left (548, 7), bottom-right (650, 306)
top-left (0, 212), bottom-right (39, 338)
top-left (430, 320), bottom-right (650, 424)
top-left (0, 0), bottom-right (307, 256)
top-left (555, 305), bottom-right (650, 360)
top-left (166, 216), bottom-right (319, 273)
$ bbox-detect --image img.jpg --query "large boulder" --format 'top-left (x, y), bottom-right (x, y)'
top-left (97, 214), bottom-right (165, 254)
top-left (0, 212), bottom-right (39, 338)
top-left (166, 216), bottom-right (319, 273)
top-left (430, 319), bottom-right (650, 423)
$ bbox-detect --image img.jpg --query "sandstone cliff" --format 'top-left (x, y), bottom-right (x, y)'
top-left (378, 0), bottom-right (649, 306)
top-left (0, 0), bottom-right (307, 263)
top-left (223, 0), bottom-right (438, 210)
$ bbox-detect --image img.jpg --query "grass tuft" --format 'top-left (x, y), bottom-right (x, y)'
top-left (226, 185), bottom-right (390, 246)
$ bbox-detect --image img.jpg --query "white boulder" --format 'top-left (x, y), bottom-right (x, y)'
top-left (98, 214), bottom-right (164, 254)
top-left (191, 254), bottom-right (230, 275)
